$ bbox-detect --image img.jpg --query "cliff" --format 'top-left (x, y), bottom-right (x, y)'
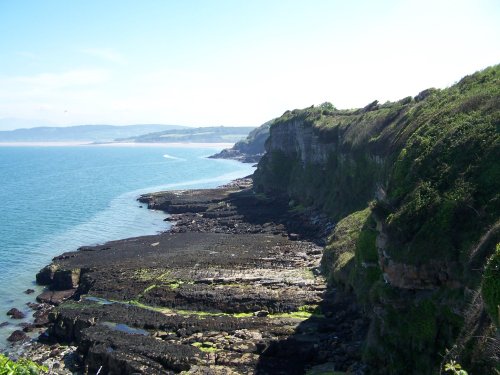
top-left (209, 121), bottom-right (271, 163)
top-left (254, 65), bottom-right (500, 374)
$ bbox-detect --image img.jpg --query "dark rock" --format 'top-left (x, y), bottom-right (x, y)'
top-left (0, 321), bottom-right (9, 327)
top-left (31, 180), bottom-right (365, 374)
top-left (7, 330), bottom-right (28, 342)
top-left (24, 288), bottom-right (35, 294)
top-left (80, 325), bottom-right (198, 374)
top-left (33, 308), bottom-right (52, 327)
top-left (7, 308), bottom-right (25, 319)
top-left (36, 289), bottom-right (76, 306)
top-left (19, 323), bottom-right (35, 332)
top-left (26, 302), bottom-right (42, 310)
top-left (52, 268), bottom-right (81, 290)
top-left (36, 264), bottom-right (59, 285)
top-left (254, 310), bottom-right (269, 317)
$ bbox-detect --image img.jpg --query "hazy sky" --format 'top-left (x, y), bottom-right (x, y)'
top-left (0, 0), bottom-right (498, 128)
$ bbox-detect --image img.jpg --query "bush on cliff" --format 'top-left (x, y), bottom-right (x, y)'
top-left (321, 208), bottom-right (381, 306)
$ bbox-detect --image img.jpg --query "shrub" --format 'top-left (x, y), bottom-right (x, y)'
top-left (0, 354), bottom-right (47, 375)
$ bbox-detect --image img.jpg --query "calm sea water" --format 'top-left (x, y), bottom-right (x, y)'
top-left (0, 145), bottom-right (255, 349)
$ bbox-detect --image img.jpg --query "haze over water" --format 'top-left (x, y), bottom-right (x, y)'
top-left (0, 144), bottom-right (255, 349)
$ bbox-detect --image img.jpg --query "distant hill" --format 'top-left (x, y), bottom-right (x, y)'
top-left (0, 124), bottom-right (187, 142)
top-left (0, 118), bottom-right (55, 131)
top-left (116, 126), bottom-right (256, 143)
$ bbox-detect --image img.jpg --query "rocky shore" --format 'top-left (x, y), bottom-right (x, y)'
top-left (7, 178), bottom-right (368, 374)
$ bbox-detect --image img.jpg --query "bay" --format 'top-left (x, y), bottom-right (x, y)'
top-left (0, 144), bottom-right (254, 349)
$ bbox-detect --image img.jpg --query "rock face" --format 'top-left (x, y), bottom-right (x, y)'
top-left (36, 289), bottom-right (76, 305)
top-left (35, 180), bottom-right (367, 374)
top-left (209, 121), bottom-right (271, 163)
top-left (254, 66), bottom-right (500, 374)
top-left (253, 106), bottom-right (391, 221)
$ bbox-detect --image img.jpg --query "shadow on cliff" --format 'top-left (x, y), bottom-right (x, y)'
top-left (254, 290), bottom-right (368, 375)
top-left (226, 188), bottom-right (331, 245)
top-left (227, 188), bottom-right (368, 373)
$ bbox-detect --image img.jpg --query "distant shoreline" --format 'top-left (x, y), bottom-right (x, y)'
top-left (0, 141), bottom-right (92, 146)
top-left (93, 142), bottom-right (235, 148)
top-left (0, 141), bottom-right (234, 148)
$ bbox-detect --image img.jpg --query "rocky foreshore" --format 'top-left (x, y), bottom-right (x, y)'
top-left (7, 178), bottom-right (368, 374)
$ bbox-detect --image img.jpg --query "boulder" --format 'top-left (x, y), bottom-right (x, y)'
top-left (36, 264), bottom-right (59, 285)
top-left (7, 330), bottom-right (28, 342)
top-left (36, 289), bottom-right (76, 306)
top-left (7, 308), bottom-right (25, 319)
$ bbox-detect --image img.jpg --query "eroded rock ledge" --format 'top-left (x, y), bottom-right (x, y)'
top-left (32, 178), bottom-right (368, 374)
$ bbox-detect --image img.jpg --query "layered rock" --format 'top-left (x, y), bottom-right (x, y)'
top-left (34, 181), bottom-right (367, 374)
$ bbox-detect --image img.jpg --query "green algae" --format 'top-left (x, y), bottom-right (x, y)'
top-left (191, 341), bottom-right (219, 353)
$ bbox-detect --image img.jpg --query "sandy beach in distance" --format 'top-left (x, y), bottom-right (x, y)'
top-left (0, 142), bottom-right (235, 148)
top-left (92, 142), bottom-right (235, 148)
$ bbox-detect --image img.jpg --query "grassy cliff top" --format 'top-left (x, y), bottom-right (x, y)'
top-left (271, 65), bottom-right (499, 155)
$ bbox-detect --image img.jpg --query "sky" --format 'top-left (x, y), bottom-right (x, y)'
top-left (0, 0), bottom-right (499, 129)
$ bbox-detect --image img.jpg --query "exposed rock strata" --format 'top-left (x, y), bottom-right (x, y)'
top-left (31, 179), bottom-right (367, 374)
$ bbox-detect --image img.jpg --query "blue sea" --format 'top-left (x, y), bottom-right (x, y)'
top-left (0, 144), bottom-right (255, 349)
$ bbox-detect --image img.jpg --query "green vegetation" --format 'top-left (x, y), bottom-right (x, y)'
top-left (192, 341), bottom-right (219, 353)
top-left (482, 243), bottom-right (500, 326)
top-left (94, 297), bottom-right (319, 320)
top-left (269, 306), bottom-right (322, 320)
top-left (133, 268), bottom-right (171, 282)
top-left (385, 67), bottom-right (500, 265)
top-left (444, 360), bottom-right (468, 375)
top-left (254, 65), bottom-right (500, 374)
top-left (127, 299), bottom-right (255, 318)
top-left (0, 354), bottom-right (47, 374)
top-left (133, 269), bottom-right (195, 300)
top-left (231, 120), bottom-right (271, 154)
top-left (321, 208), bottom-right (381, 305)
top-left (115, 126), bottom-right (256, 143)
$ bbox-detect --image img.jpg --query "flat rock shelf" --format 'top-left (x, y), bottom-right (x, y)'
top-left (29, 178), bottom-right (368, 374)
